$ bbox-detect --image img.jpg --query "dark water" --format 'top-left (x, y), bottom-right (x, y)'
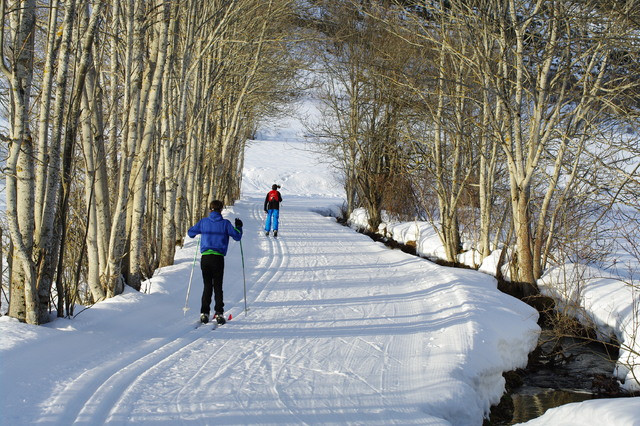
top-left (488, 331), bottom-right (623, 424)
top-left (510, 387), bottom-right (594, 423)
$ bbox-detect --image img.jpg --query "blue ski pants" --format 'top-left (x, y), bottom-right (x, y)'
top-left (265, 209), bottom-right (279, 232)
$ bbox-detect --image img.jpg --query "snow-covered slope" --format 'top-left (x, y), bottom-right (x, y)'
top-left (2, 139), bottom-right (544, 425)
top-left (242, 139), bottom-right (343, 199)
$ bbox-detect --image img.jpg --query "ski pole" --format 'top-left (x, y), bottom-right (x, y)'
top-left (183, 236), bottom-right (200, 316)
top-left (239, 238), bottom-right (248, 315)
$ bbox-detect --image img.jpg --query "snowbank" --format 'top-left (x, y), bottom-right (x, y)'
top-left (348, 208), bottom-right (640, 392)
top-left (518, 397), bottom-right (640, 425)
top-left (348, 208), bottom-right (449, 261)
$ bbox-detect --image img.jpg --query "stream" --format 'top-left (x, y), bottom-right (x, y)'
top-left (488, 329), bottom-right (623, 424)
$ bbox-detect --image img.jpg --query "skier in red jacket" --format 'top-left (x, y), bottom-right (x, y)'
top-left (264, 184), bottom-right (282, 237)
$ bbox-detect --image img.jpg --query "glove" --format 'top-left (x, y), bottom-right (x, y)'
top-left (234, 218), bottom-right (243, 228)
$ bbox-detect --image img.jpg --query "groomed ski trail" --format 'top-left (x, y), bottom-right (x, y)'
top-left (1, 163), bottom-right (539, 426)
top-left (111, 197), bottom-right (452, 425)
top-left (32, 196), bottom-right (532, 426)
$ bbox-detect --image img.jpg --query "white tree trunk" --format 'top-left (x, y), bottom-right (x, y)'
top-left (2, 0), bottom-right (38, 324)
top-left (128, 0), bottom-right (171, 289)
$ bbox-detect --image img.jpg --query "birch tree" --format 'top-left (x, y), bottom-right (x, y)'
top-left (127, 0), bottom-right (171, 291)
top-left (1, 0), bottom-right (37, 324)
top-left (401, 0), bottom-right (639, 285)
top-left (313, 0), bottom-right (639, 283)
top-left (310, 1), bottom-right (411, 230)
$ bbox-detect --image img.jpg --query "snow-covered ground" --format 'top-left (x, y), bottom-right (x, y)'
top-left (0, 137), bottom-right (638, 424)
top-left (350, 205), bottom-right (640, 395)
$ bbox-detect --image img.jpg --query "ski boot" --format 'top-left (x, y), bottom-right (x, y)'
top-left (214, 313), bottom-right (226, 325)
top-left (200, 313), bottom-right (209, 324)
top-left (273, 230), bottom-right (278, 237)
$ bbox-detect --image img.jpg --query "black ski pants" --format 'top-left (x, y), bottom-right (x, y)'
top-left (200, 254), bottom-right (225, 315)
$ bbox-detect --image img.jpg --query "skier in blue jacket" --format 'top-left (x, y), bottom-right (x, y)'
top-left (188, 200), bottom-right (243, 325)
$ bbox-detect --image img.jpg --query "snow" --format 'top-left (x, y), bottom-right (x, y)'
top-left (519, 397), bottom-right (640, 426)
top-left (349, 209), bottom-right (451, 262)
top-left (242, 138), bottom-right (342, 200)
top-left (1, 136), bottom-right (638, 424)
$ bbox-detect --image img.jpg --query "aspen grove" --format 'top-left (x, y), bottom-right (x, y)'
top-left (1, 0), bottom-right (299, 324)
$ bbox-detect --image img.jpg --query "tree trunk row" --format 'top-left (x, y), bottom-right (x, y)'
top-left (2, 0), bottom-right (300, 324)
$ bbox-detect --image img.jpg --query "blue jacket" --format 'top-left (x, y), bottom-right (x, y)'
top-left (188, 211), bottom-right (242, 255)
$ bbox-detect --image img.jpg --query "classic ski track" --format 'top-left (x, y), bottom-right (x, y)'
top-left (254, 205), bottom-right (401, 422)
top-left (170, 333), bottom-right (242, 420)
top-left (161, 199), bottom-right (304, 421)
top-left (41, 324), bottom-right (214, 424)
top-left (145, 201), bottom-right (295, 422)
top-left (169, 232), bottom-right (302, 423)
top-left (246, 201), bottom-right (288, 308)
top-left (237, 203), bottom-right (327, 422)
top-left (252, 208), bottom-right (305, 420)
top-left (89, 308), bottom-right (249, 421)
